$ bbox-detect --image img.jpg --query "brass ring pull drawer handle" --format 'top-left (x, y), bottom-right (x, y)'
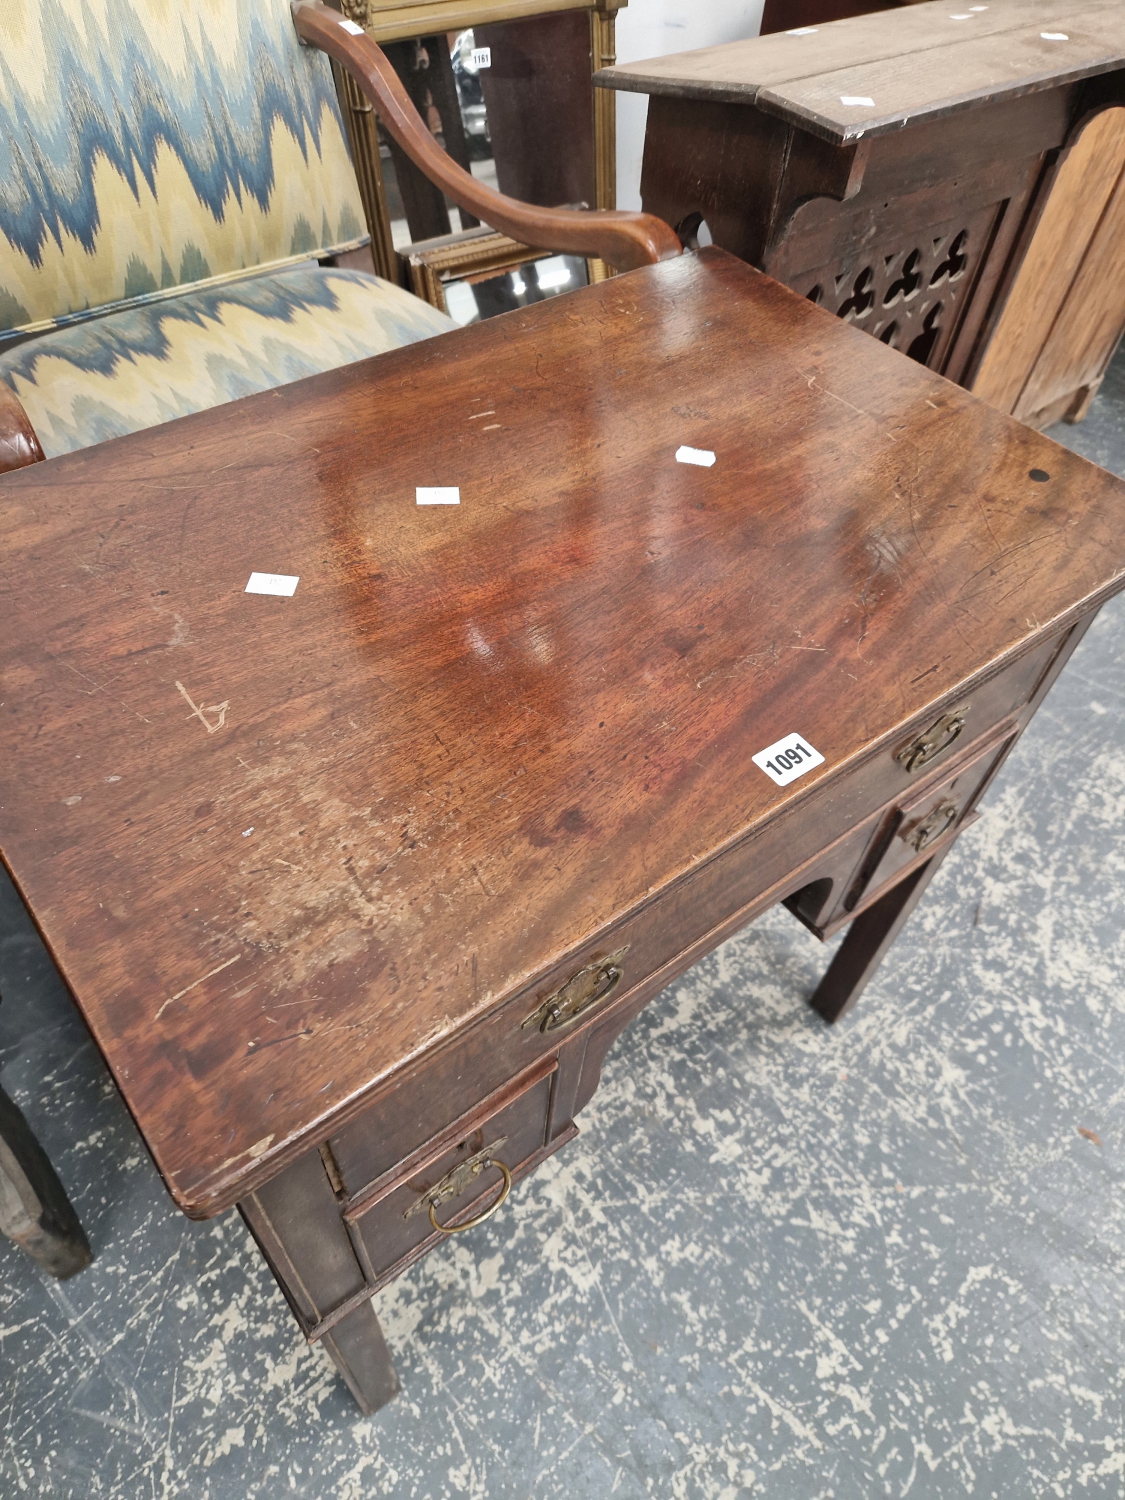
top-left (427, 1158), bottom-right (511, 1235)
top-left (907, 799), bottom-right (959, 852)
top-left (521, 946), bottom-right (629, 1034)
top-left (896, 706), bottom-right (969, 774)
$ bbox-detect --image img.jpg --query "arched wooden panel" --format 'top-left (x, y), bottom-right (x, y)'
top-left (972, 107), bottom-right (1125, 427)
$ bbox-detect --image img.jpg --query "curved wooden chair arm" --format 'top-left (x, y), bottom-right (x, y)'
top-left (292, 1), bottom-right (682, 273)
top-left (0, 384), bottom-right (44, 473)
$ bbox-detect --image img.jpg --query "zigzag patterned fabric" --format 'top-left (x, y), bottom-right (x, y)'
top-left (0, 265), bottom-right (454, 457)
top-left (0, 0), bottom-right (369, 339)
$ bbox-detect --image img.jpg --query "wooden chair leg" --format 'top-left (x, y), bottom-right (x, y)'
top-left (809, 845), bottom-right (954, 1025)
top-left (320, 1298), bottom-right (400, 1414)
top-left (0, 1084), bottom-right (92, 1279)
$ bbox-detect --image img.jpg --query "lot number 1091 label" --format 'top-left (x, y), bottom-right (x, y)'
top-left (752, 732), bottom-right (825, 787)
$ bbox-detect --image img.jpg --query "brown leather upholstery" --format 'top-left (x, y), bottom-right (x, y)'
top-left (0, 384), bottom-right (44, 473)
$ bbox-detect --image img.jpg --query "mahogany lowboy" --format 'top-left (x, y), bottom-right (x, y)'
top-left (1, 249), bottom-right (1122, 1411)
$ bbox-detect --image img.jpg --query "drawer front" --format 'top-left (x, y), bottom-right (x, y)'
top-left (345, 1065), bottom-right (554, 1285)
top-left (329, 625), bottom-right (1075, 1195)
top-left (833, 725), bottom-right (1015, 924)
top-left (328, 797), bottom-right (884, 1193)
top-left (822, 627), bottom-right (1066, 826)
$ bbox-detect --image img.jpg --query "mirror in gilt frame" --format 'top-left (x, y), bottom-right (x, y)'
top-left (331, 0), bottom-right (623, 325)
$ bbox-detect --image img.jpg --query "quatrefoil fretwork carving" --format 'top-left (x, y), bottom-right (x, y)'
top-left (794, 222), bottom-right (974, 369)
top-left (883, 248), bottom-right (922, 306)
top-left (907, 301), bottom-right (944, 365)
top-left (930, 229), bottom-right (969, 287)
top-left (838, 266), bottom-right (876, 321)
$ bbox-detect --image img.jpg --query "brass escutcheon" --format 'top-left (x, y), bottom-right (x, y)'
top-left (895, 705), bottom-right (969, 774)
top-left (427, 1157), bottom-right (511, 1235)
top-left (521, 947), bottom-right (629, 1034)
top-left (404, 1139), bottom-right (514, 1234)
top-left (905, 799), bottom-right (959, 852)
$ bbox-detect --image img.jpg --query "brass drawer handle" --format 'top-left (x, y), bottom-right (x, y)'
top-left (428, 1158), bottom-right (511, 1235)
top-left (905, 799), bottom-right (959, 852)
top-left (521, 947), bottom-right (629, 1034)
top-left (896, 705), bottom-right (968, 774)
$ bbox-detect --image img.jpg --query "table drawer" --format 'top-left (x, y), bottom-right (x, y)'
top-left (830, 724), bottom-right (1015, 927)
top-left (820, 626), bottom-right (1067, 830)
top-left (327, 800), bottom-right (880, 1193)
top-left (344, 1061), bottom-right (555, 1287)
top-left (328, 624), bottom-right (1078, 1196)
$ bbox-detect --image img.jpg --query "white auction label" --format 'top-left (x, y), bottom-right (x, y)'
top-left (245, 572), bottom-right (299, 597)
top-left (676, 445), bottom-right (716, 467)
top-left (471, 46), bottom-right (492, 67)
top-left (416, 487), bottom-right (460, 505)
top-left (752, 732), bottom-right (825, 787)
top-left (339, 17), bottom-right (364, 34)
top-left (840, 95), bottom-right (875, 107)
top-left (786, 25), bottom-right (818, 34)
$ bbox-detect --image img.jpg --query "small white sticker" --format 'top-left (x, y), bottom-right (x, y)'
top-left (1040, 31), bottom-right (1068, 41)
top-left (752, 732), bottom-right (825, 788)
top-left (339, 17), bottom-right (364, 35)
top-left (950, 12), bottom-right (971, 18)
top-left (471, 46), bottom-right (491, 68)
top-left (676, 445), bottom-right (716, 467)
top-left (245, 572), bottom-right (299, 597)
top-left (840, 95), bottom-right (875, 108)
top-left (786, 26), bottom-right (817, 34)
top-left (416, 487), bottom-right (460, 505)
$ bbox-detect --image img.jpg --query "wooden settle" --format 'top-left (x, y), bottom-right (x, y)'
top-left (596, 0), bottom-right (1125, 427)
top-left (2, 249), bottom-right (1124, 1410)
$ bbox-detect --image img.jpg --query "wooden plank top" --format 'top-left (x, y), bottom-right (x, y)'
top-left (596, 0), bottom-right (1125, 144)
top-left (2, 248), bottom-right (1124, 1217)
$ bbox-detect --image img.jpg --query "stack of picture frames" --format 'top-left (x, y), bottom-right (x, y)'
top-left (331, 0), bottom-right (622, 325)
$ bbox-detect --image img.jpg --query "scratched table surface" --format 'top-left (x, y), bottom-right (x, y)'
top-left (1, 247), bottom-right (1122, 1220)
top-left (596, 0), bottom-right (1125, 143)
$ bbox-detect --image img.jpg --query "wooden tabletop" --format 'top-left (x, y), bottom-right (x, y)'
top-left (596, 0), bottom-right (1125, 144)
top-left (2, 248), bottom-right (1123, 1217)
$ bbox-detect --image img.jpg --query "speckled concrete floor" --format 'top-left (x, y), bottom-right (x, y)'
top-left (2, 351), bottom-right (1125, 1499)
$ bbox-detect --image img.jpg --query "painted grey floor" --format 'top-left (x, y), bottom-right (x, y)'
top-left (3, 351), bottom-right (1125, 1500)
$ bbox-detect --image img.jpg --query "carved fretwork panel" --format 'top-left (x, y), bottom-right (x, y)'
top-left (774, 201), bottom-right (1004, 378)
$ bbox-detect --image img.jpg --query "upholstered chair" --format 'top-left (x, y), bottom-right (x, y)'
top-left (0, 0), bottom-right (678, 468)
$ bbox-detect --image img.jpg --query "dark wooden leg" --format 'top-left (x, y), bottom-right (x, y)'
top-left (0, 1084), bottom-right (91, 1279)
top-left (320, 1299), bottom-right (400, 1415)
top-left (809, 845), bottom-right (953, 1025)
top-left (240, 1151), bottom-right (401, 1415)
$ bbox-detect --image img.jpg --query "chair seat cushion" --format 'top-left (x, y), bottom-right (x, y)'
top-left (0, 266), bottom-right (454, 459)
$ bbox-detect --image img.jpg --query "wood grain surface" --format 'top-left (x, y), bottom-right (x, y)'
top-left (970, 104), bottom-right (1125, 427)
top-left (596, 0), bottom-right (1125, 144)
top-left (1016, 157), bottom-right (1125, 424)
top-left (971, 107), bottom-right (1125, 414)
top-left (1, 248), bottom-right (1123, 1218)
